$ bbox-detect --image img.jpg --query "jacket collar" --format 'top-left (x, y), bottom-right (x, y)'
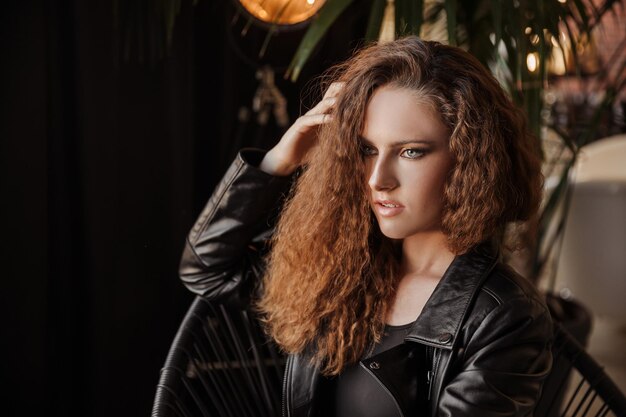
top-left (404, 240), bottom-right (499, 350)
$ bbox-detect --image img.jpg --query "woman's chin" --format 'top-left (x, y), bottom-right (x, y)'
top-left (377, 225), bottom-right (409, 240)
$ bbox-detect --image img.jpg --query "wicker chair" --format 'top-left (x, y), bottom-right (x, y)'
top-left (152, 296), bottom-right (626, 417)
top-left (534, 321), bottom-right (626, 417)
top-left (151, 296), bottom-right (285, 417)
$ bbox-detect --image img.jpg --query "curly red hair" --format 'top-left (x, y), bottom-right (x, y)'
top-left (256, 36), bottom-right (543, 375)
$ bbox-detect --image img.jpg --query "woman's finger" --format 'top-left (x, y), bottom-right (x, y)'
top-left (306, 96), bottom-right (337, 115)
top-left (324, 81), bottom-right (345, 99)
top-left (298, 113), bottom-right (333, 128)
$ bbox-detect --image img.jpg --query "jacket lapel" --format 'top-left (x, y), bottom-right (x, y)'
top-left (288, 241), bottom-right (500, 417)
top-left (404, 240), bottom-right (499, 350)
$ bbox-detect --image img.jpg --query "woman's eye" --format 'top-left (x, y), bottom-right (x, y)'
top-left (401, 148), bottom-right (426, 159)
top-left (360, 145), bottom-right (377, 156)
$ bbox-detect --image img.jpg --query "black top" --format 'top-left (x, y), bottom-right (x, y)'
top-left (317, 321), bottom-right (422, 417)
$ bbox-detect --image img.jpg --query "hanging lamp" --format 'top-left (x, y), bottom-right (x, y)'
top-left (236, 0), bottom-right (327, 27)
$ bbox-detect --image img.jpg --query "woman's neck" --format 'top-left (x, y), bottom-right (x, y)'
top-left (399, 231), bottom-right (455, 279)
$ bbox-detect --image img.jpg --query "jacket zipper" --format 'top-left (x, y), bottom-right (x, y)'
top-left (282, 355), bottom-right (292, 417)
top-left (359, 362), bottom-right (405, 417)
top-left (426, 346), bottom-right (433, 400)
top-left (427, 347), bottom-right (440, 402)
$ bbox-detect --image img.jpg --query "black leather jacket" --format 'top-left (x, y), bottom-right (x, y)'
top-left (179, 148), bottom-right (554, 417)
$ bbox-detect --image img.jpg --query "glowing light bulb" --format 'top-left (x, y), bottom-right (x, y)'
top-left (527, 53), bottom-right (539, 72)
top-left (238, 0), bottom-right (326, 25)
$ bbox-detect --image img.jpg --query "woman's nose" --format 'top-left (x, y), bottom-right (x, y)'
top-left (367, 159), bottom-right (398, 191)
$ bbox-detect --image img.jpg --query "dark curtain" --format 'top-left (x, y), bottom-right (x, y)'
top-left (1, 0), bottom-right (371, 416)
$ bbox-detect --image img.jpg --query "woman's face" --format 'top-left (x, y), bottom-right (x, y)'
top-left (360, 85), bottom-right (454, 240)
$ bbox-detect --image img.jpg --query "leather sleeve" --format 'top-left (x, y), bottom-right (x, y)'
top-left (178, 148), bottom-right (295, 306)
top-left (438, 297), bottom-right (554, 417)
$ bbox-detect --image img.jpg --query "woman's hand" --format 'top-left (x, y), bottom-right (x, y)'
top-left (259, 82), bottom-right (344, 176)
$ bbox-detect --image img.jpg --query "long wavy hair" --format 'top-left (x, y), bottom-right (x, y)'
top-left (256, 36), bottom-right (543, 376)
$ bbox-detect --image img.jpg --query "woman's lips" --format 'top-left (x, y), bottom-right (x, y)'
top-left (374, 200), bottom-right (404, 217)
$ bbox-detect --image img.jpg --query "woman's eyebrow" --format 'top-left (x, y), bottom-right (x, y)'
top-left (358, 135), bottom-right (435, 146)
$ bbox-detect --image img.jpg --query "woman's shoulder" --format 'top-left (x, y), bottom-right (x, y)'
top-left (470, 261), bottom-right (551, 323)
top-left (458, 261), bottom-right (553, 349)
top-left (483, 262), bottom-right (545, 304)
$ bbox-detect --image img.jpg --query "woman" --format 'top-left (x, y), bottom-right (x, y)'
top-left (179, 36), bottom-right (553, 417)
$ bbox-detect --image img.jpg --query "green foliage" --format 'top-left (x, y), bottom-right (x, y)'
top-left (123, 0), bottom-right (624, 286)
top-left (395, 0), bottom-right (425, 38)
top-left (365, 0), bottom-right (388, 42)
top-left (282, 0), bottom-right (624, 285)
top-left (283, 0), bottom-right (355, 81)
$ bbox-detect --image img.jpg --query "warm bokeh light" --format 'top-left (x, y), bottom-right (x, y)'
top-left (238, 0), bottom-right (326, 25)
top-left (527, 52), bottom-right (539, 72)
top-left (549, 35), bottom-right (568, 75)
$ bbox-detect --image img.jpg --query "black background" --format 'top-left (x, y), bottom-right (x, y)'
top-left (1, 1), bottom-right (371, 415)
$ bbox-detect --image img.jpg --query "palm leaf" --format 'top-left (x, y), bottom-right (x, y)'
top-left (396, 0), bottom-right (408, 35)
top-left (284, 0), bottom-right (356, 82)
top-left (259, 0), bottom-right (296, 58)
top-left (444, 0), bottom-right (457, 46)
top-left (396, 0), bottom-right (424, 37)
top-left (411, 0), bottom-right (425, 36)
top-left (365, 0), bottom-right (387, 42)
top-left (578, 85), bottom-right (618, 147)
top-left (490, 0), bottom-right (502, 46)
top-left (570, 0), bottom-right (592, 33)
top-left (533, 155), bottom-right (577, 277)
top-left (550, 124), bottom-right (578, 154)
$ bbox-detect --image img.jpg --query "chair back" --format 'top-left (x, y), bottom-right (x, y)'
top-left (153, 297), bottom-right (626, 417)
top-left (151, 296), bottom-right (285, 417)
top-left (534, 321), bottom-right (626, 417)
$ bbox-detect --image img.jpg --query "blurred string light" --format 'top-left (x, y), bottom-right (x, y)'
top-left (524, 24), bottom-right (571, 76)
top-left (237, 0), bottom-right (326, 25)
top-left (549, 33), bottom-right (568, 76)
top-left (538, 31), bottom-right (596, 76)
top-left (527, 52), bottom-right (540, 72)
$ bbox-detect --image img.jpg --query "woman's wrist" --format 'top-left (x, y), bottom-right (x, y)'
top-left (259, 149), bottom-right (296, 177)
